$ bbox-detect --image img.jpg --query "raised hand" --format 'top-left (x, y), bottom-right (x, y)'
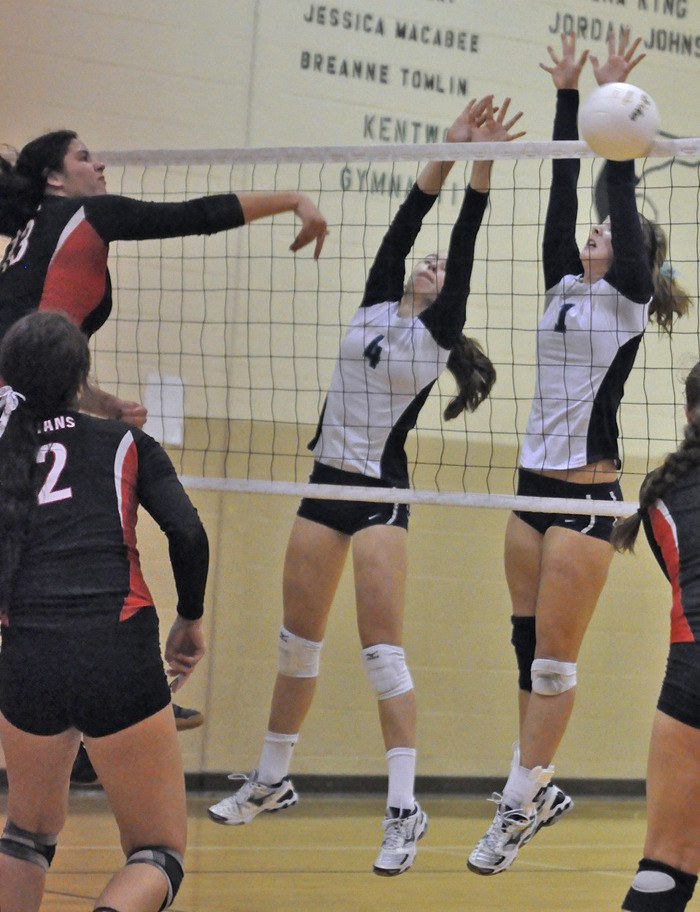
top-left (540, 32), bottom-right (590, 90)
top-left (590, 26), bottom-right (646, 85)
top-left (470, 96), bottom-right (525, 144)
top-left (445, 95), bottom-right (494, 143)
top-left (445, 95), bottom-right (525, 145)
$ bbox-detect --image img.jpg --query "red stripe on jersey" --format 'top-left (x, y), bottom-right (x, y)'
top-left (39, 211), bottom-right (108, 327)
top-left (115, 433), bottom-right (154, 622)
top-left (649, 502), bottom-right (694, 643)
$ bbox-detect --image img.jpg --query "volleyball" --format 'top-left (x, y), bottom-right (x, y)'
top-left (578, 83), bottom-right (660, 160)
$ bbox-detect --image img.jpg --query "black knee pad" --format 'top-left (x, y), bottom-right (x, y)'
top-left (0, 820), bottom-right (57, 871)
top-left (623, 858), bottom-right (698, 912)
top-left (510, 615), bottom-right (536, 692)
top-left (126, 845), bottom-right (184, 910)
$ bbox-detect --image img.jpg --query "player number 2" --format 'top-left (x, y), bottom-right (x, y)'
top-left (37, 443), bottom-right (73, 504)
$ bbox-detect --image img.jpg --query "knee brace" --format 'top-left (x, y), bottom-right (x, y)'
top-left (531, 658), bottom-right (577, 696)
top-left (361, 644), bottom-right (413, 701)
top-left (622, 858), bottom-right (698, 912)
top-left (278, 626), bottom-right (322, 678)
top-left (0, 820), bottom-right (57, 871)
top-left (126, 845), bottom-right (184, 911)
top-left (511, 616), bottom-right (536, 692)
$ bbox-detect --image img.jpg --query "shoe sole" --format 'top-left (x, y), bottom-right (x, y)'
top-left (175, 715), bottom-right (205, 731)
top-left (372, 815), bottom-right (428, 877)
top-left (208, 794), bottom-right (299, 826)
top-left (467, 858), bottom-right (507, 876)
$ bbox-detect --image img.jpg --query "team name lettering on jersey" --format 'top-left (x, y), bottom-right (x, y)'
top-left (39, 415), bottom-right (76, 434)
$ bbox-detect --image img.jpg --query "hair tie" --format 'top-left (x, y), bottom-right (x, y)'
top-left (659, 260), bottom-right (680, 282)
top-left (0, 385), bottom-right (25, 439)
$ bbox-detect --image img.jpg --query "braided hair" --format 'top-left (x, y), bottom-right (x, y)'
top-left (612, 362), bottom-right (700, 553)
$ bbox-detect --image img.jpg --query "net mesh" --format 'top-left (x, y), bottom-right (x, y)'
top-left (93, 138), bottom-right (700, 514)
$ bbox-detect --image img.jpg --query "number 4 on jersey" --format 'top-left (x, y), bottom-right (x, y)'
top-left (364, 334), bottom-right (385, 369)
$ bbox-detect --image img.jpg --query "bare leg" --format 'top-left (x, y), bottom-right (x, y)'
top-left (0, 712), bottom-right (80, 912)
top-left (86, 705), bottom-right (186, 912)
top-left (506, 516), bottom-right (613, 769)
top-left (504, 513), bottom-right (542, 733)
top-left (266, 517), bottom-right (350, 734)
top-left (353, 525), bottom-right (413, 750)
top-left (643, 710), bottom-right (700, 874)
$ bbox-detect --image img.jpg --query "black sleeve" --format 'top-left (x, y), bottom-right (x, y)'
top-left (419, 186), bottom-right (488, 349)
top-left (361, 184), bottom-right (438, 308)
top-left (84, 193), bottom-right (245, 243)
top-left (134, 432), bottom-right (209, 620)
top-left (542, 89), bottom-right (584, 290)
top-left (604, 161), bottom-right (653, 303)
top-left (641, 508), bottom-right (671, 582)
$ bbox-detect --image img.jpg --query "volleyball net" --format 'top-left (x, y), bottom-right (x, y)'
top-left (95, 138), bottom-right (700, 516)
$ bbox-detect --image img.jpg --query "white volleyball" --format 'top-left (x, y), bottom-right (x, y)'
top-left (578, 83), bottom-right (659, 160)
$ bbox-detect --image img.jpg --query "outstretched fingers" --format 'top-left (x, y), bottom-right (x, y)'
top-left (591, 26), bottom-right (646, 84)
top-left (540, 32), bottom-right (589, 89)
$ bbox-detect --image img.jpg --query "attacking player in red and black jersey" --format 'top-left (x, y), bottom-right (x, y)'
top-left (0, 129), bottom-right (328, 424)
top-left (0, 128), bottom-right (328, 763)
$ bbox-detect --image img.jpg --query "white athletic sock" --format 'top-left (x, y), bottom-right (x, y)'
top-left (501, 743), bottom-right (553, 811)
top-left (386, 747), bottom-right (417, 814)
top-left (258, 731), bottom-right (298, 785)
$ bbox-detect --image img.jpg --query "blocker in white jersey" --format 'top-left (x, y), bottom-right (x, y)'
top-left (468, 30), bottom-right (691, 879)
top-left (210, 96), bottom-right (525, 876)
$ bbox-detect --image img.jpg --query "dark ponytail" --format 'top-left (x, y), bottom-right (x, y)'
top-left (640, 216), bottom-right (693, 333)
top-left (612, 361), bottom-right (700, 553)
top-left (0, 312), bottom-right (90, 608)
top-left (443, 334), bottom-right (496, 420)
top-left (0, 130), bottom-right (76, 236)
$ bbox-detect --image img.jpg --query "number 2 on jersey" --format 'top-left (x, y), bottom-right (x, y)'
top-left (37, 443), bottom-right (72, 504)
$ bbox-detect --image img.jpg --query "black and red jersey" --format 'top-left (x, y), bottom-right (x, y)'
top-left (7, 410), bottom-right (208, 630)
top-left (643, 467), bottom-right (700, 644)
top-left (0, 192), bottom-right (245, 340)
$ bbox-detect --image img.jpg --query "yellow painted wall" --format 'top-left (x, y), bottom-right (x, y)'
top-left (1, 0), bottom-right (699, 780)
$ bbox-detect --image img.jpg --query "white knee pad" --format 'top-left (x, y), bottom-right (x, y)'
top-left (531, 658), bottom-right (577, 696)
top-left (361, 644), bottom-right (414, 701)
top-left (278, 626), bottom-right (322, 678)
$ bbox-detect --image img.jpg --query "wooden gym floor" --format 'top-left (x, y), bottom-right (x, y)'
top-left (24, 790), bottom-right (653, 911)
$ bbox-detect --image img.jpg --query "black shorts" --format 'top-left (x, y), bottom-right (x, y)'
top-left (0, 607), bottom-right (171, 737)
top-left (657, 642), bottom-right (700, 729)
top-left (297, 462), bottom-right (410, 536)
top-left (514, 468), bottom-right (622, 542)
